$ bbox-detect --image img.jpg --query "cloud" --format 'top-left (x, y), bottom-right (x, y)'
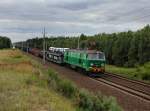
top-left (0, 0), bottom-right (150, 42)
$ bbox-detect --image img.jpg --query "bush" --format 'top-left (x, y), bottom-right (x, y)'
top-left (140, 72), bottom-right (150, 81)
top-left (135, 63), bottom-right (150, 81)
top-left (78, 90), bottom-right (122, 111)
top-left (0, 36), bottom-right (12, 49)
top-left (58, 79), bottom-right (77, 98)
top-left (48, 69), bottom-right (60, 81)
top-left (47, 69), bottom-right (122, 111)
top-left (78, 90), bottom-right (94, 111)
top-left (48, 69), bottom-right (77, 98)
top-left (101, 96), bottom-right (122, 111)
top-left (47, 69), bottom-right (60, 90)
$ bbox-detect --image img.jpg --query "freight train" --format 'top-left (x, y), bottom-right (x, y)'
top-left (17, 46), bottom-right (106, 76)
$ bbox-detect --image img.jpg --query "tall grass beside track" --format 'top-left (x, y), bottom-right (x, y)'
top-left (0, 49), bottom-right (76, 111)
top-left (106, 63), bottom-right (150, 82)
top-left (0, 49), bottom-right (122, 111)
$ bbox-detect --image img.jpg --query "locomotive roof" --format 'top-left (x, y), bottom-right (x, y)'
top-left (67, 49), bottom-right (103, 54)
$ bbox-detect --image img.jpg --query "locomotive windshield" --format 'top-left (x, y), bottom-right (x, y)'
top-left (88, 53), bottom-right (105, 60)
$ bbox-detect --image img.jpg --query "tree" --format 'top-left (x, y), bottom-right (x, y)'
top-left (0, 36), bottom-right (12, 49)
top-left (15, 25), bottom-right (150, 67)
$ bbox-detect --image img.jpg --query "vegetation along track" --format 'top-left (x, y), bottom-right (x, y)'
top-left (25, 51), bottom-right (150, 101)
top-left (26, 52), bottom-right (150, 111)
top-left (94, 72), bottom-right (150, 101)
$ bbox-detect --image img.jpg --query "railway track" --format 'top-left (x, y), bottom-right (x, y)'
top-left (26, 52), bottom-right (150, 111)
top-left (93, 73), bottom-right (150, 101)
top-left (105, 72), bottom-right (150, 87)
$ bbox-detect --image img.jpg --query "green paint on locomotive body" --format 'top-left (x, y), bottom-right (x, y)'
top-left (64, 50), bottom-right (106, 73)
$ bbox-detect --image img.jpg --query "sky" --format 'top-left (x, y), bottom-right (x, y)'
top-left (0, 0), bottom-right (150, 42)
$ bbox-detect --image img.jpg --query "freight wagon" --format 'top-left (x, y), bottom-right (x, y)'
top-left (46, 47), bottom-right (106, 75)
top-left (18, 46), bottom-right (106, 76)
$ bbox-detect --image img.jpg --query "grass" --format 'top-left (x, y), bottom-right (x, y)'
top-left (0, 49), bottom-right (76, 111)
top-left (0, 49), bottom-right (122, 111)
top-left (0, 49), bottom-right (30, 64)
top-left (106, 62), bottom-right (150, 82)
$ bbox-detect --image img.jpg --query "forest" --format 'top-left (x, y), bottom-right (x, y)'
top-left (15, 25), bottom-right (150, 67)
top-left (0, 36), bottom-right (12, 49)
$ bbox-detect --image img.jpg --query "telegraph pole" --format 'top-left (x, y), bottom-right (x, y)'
top-left (27, 42), bottom-right (29, 53)
top-left (43, 27), bottom-right (46, 64)
top-left (22, 41), bottom-right (23, 51)
top-left (77, 36), bottom-right (80, 49)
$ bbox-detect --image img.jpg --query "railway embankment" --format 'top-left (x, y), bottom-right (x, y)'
top-left (27, 51), bottom-right (150, 111)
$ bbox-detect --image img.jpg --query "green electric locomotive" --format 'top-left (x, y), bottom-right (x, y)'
top-left (64, 50), bottom-right (105, 75)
